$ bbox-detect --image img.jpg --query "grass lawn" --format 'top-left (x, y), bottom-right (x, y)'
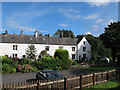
top-left (89, 78), bottom-right (120, 89)
top-left (86, 67), bottom-right (118, 71)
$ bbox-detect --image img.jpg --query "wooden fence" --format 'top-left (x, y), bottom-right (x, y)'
top-left (1, 69), bottom-right (119, 90)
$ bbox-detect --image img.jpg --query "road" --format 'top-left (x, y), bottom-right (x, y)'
top-left (2, 68), bottom-right (99, 85)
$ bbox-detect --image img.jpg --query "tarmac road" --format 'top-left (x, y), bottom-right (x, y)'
top-left (2, 68), bottom-right (99, 85)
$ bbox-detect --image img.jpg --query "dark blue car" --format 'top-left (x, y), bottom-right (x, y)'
top-left (36, 70), bottom-right (63, 80)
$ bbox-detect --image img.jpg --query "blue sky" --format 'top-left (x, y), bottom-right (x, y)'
top-left (2, 2), bottom-right (118, 37)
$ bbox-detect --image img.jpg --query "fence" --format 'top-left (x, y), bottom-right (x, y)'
top-left (1, 69), bottom-right (119, 90)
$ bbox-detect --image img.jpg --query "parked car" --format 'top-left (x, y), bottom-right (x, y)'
top-left (36, 70), bottom-right (63, 80)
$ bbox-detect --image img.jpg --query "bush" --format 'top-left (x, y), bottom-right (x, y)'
top-left (17, 64), bottom-right (37, 73)
top-left (2, 63), bottom-right (16, 73)
top-left (34, 56), bottom-right (63, 70)
top-left (19, 58), bottom-right (33, 65)
top-left (40, 50), bottom-right (47, 57)
top-left (54, 49), bottom-right (69, 69)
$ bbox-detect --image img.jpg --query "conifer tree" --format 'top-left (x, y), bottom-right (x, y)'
top-left (25, 44), bottom-right (37, 60)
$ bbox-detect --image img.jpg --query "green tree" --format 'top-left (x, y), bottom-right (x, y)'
top-left (53, 29), bottom-right (75, 38)
top-left (99, 21), bottom-right (120, 63)
top-left (25, 44), bottom-right (37, 60)
top-left (40, 50), bottom-right (47, 57)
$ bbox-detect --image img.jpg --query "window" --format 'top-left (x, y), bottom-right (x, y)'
top-left (59, 46), bottom-right (63, 49)
top-left (72, 47), bottom-right (75, 51)
top-left (13, 45), bottom-right (18, 50)
top-left (83, 47), bottom-right (86, 51)
top-left (72, 54), bottom-right (75, 59)
top-left (83, 54), bottom-right (86, 58)
top-left (83, 41), bottom-right (85, 44)
top-left (13, 54), bottom-right (17, 58)
top-left (45, 46), bottom-right (49, 51)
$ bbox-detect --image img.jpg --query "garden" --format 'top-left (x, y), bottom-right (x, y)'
top-left (1, 49), bottom-right (73, 73)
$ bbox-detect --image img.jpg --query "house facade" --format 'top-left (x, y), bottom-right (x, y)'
top-left (0, 30), bottom-right (91, 61)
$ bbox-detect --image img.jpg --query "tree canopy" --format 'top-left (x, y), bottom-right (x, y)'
top-left (53, 29), bottom-right (75, 38)
top-left (99, 21), bottom-right (120, 62)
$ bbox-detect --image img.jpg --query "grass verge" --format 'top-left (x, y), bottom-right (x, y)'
top-left (89, 78), bottom-right (120, 89)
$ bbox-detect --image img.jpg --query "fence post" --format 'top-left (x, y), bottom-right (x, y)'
top-left (93, 73), bottom-right (96, 86)
top-left (80, 74), bottom-right (83, 90)
top-left (107, 71), bottom-right (109, 82)
top-left (64, 77), bottom-right (67, 90)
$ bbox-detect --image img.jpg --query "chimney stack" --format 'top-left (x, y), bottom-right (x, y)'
top-left (60, 32), bottom-right (63, 38)
top-left (20, 30), bottom-right (23, 36)
top-left (35, 30), bottom-right (38, 38)
top-left (48, 34), bottom-right (50, 37)
top-left (5, 30), bottom-right (8, 35)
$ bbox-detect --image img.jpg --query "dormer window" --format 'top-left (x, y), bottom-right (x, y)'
top-left (72, 47), bottom-right (75, 51)
top-left (13, 45), bottom-right (18, 50)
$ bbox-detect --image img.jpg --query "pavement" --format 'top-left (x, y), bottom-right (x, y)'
top-left (2, 68), bottom-right (99, 85)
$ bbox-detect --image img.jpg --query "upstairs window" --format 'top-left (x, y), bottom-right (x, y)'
top-left (72, 47), bottom-right (75, 51)
top-left (13, 45), bottom-right (18, 50)
top-left (59, 46), bottom-right (63, 49)
top-left (83, 47), bottom-right (86, 51)
top-left (45, 46), bottom-right (49, 51)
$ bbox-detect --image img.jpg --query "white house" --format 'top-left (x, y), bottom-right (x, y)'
top-left (0, 30), bottom-right (91, 61)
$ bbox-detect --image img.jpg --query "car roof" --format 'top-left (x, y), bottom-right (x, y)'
top-left (42, 70), bottom-right (56, 73)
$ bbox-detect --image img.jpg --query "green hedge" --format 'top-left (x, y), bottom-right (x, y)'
top-left (54, 49), bottom-right (69, 69)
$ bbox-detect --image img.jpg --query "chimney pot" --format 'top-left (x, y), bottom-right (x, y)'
top-left (20, 30), bottom-right (23, 36)
top-left (5, 30), bottom-right (8, 35)
top-left (35, 30), bottom-right (38, 38)
top-left (48, 34), bottom-right (50, 37)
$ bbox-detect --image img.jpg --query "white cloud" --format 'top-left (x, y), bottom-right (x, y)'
top-left (93, 25), bottom-right (98, 31)
top-left (93, 25), bottom-right (98, 28)
top-left (105, 19), bottom-right (115, 25)
top-left (85, 32), bottom-right (92, 35)
top-left (58, 8), bottom-right (81, 21)
top-left (5, 18), bottom-right (47, 33)
top-left (96, 18), bottom-right (103, 23)
top-left (84, 14), bottom-right (99, 20)
top-left (60, 24), bottom-right (69, 27)
top-left (87, 0), bottom-right (111, 7)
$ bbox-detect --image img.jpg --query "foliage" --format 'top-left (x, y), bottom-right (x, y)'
top-left (40, 50), bottom-right (47, 57)
top-left (72, 61), bottom-right (80, 66)
top-left (25, 44), bottom-right (37, 60)
top-left (17, 64), bottom-right (38, 73)
top-left (19, 58), bottom-right (33, 65)
top-left (53, 29), bottom-right (75, 38)
top-left (99, 21), bottom-right (120, 62)
top-left (33, 56), bottom-right (63, 70)
top-left (2, 63), bottom-right (16, 73)
top-left (54, 49), bottom-right (69, 69)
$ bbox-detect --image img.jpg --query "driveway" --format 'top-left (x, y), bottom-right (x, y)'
top-left (2, 68), bottom-right (99, 85)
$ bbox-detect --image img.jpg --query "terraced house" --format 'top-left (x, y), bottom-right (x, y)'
top-left (0, 30), bottom-right (91, 61)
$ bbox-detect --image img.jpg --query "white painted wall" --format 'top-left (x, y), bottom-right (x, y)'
top-left (77, 37), bottom-right (91, 60)
top-left (0, 43), bottom-right (77, 59)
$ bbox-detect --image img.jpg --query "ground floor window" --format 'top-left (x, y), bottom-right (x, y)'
top-left (72, 54), bottom-right (75, 59)
top-left (13, 54), bottom-right (17, 58)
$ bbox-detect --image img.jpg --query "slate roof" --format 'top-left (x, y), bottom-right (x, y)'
top-left (0, 34), bottom-right (79, 45)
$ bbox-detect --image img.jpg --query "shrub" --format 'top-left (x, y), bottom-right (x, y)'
top-left (2, 63), bottom-right (16, 73)
top-left (54, 49), bottom-right (69, 69)
top-left (19, 58), bottom-right (33, 65)
top-left (40, 50), bottom-right (47, 57)
top-left (17, 64), bottom-right (37, 73)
